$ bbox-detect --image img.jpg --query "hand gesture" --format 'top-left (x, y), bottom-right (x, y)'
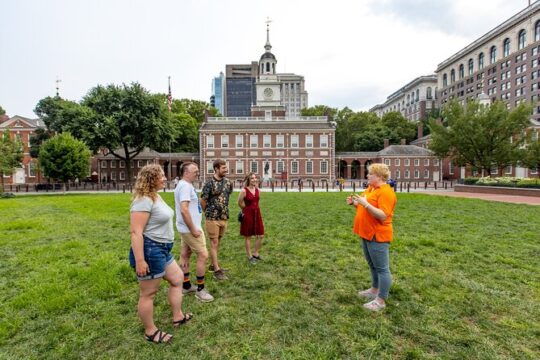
top-left (136, 260), bottom-right (150, 277)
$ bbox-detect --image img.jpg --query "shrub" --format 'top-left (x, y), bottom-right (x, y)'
top-left (464, 177), bottom-right (480, 185)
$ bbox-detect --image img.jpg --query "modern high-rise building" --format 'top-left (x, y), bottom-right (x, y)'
top-left (224, 62), bottom-right (258, 117)
top-left (211, 72), bottom-right (225, 115)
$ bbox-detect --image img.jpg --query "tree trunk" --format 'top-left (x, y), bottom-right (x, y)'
top-left (0, 171), bottom-right (4, 193)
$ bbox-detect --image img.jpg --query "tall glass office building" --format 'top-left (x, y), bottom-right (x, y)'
top-left (211, 72), bottom-right (225, 115)
top-left (225, 62), bottom-right (258, 117)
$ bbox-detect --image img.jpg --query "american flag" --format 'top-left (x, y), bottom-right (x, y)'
top-left (167, 76), bottom-right (172, 112)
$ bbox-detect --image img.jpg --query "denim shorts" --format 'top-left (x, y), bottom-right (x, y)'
top-left (129, 235), bottom-right (174, 281)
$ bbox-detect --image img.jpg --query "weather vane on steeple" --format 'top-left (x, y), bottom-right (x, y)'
top-left (265, 17), bottom-right (272, 51)
top-left (55, 77), bottom-right (62, 97)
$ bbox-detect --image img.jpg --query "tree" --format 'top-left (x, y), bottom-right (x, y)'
top-left (0, 105), bottom-right (5, 115)
top-left (81, 83), bottom-right (175, 184)
top-left (429, 100), bottom-right (532, 176)
top-left (0, 131), bottom-right (23, 193)
top-left (381, 112), bottom-right (417, 143)
top-left (522, 136), bottom-right (540, 173)
top-left (29, 128), bottom-right (54, 158)
top-left (353, 123), bottom-right (397, 151)
top-left (39, 133), bottom-right (91, 190)
top-left (34, 96), bottom-right (94, 140)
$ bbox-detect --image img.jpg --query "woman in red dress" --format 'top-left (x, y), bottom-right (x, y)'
top-left (237, 172), bottom-right (265, 264)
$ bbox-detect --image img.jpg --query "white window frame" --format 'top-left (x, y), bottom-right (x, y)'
top-left (251, 161), bottom-right (258, 174)
top-left (291, 161), bottom-right (299, 174)
top-left (384, 159), bottom-right (390, 166)
top-left (276, 135), bottom-right (284, 148)
top-left (405, 159), bottom-right (410, 166)
top-left (320, 160), bottom-right (328, 174)
top-left (207, 161), bottom-right (214, 174)
top-left (505, 165), bottom-right (513, 174)
top-left (433, 159), bottom-right (439, 166)
top-left (138, 160), bottom-right (144, 168)
top-left (395, 169), bottom-right (400, 179)
top-left (395, 159), bottom-right (400, 166)
top-left (110, 160), bottom-right (116, 168)
top-left (236, 161), bottom-right (244, 174)
top-left (221, 135), bottom-right (229, 148)
top-left (414, 159), bottom-right (420, 166)
top-left (207, 135), bottom-right (214, 149)
top-left (236, 135), bottom-right (243, 148)
top-left (306, 135), bottom-right (313, 148)
top-left (449, 162), bottom-right (454, 175)
top-left (291, 135), bottom-right (299, 148)
top-left (111, 172), bottom-right (117, 181)
top-left (306, 160), bottom-right (313, 174)
top-left (119, 171), bottom-right (125, 181)
top-left (424, 159), bottom-right (429, 166)
top-left (250, 135), bottom-right (258, 148)
top-left (405, 170), bottom-right (410, 179)
top-left (263, 135), bottom-right (271, 148)
top-left (277, 160), bottom-right (284, 174)
top-left (119, 160), bottom-right (125, 168)
top-left (424, 169), bottom-right (429, 178)
top-left (101, 160), bottom-right (107, 169)
top-left (28, 162), bottom-right (36, 177)
top-left (414, 169), bottom-right (420, 179)
top-left (320, 135), bottom-right (328, 148)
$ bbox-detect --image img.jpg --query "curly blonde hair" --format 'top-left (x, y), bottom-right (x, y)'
top-left (368, 163), bottom-right (390, 182)
top-left (132, 164), bottom-right (164, 202)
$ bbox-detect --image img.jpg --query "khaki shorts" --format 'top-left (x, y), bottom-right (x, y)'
top-left (180, 231), bottom-right (207, 254)
top-left (205, 220), bottom-right (228, 241)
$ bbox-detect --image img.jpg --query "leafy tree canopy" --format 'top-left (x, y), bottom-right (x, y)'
top-left (429, 100), bottom-right (531, 175)
top-left (39, 133), bottom-right (91, 184)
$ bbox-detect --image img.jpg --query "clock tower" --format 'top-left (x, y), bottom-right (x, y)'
top-left (251, 20), bottom-right (286, 118)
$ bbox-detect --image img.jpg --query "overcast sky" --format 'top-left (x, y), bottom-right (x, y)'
top-left (0, 0), bottom-right (533, 118)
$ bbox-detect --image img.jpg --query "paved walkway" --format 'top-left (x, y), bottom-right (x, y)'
top-left (421, 190), bottom-right (540, 206)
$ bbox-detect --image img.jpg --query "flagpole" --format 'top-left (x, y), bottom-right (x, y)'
top-left (168, 76), bottom-right (172, 183)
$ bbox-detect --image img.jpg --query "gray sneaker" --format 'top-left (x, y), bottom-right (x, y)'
top-left (182, 284), bottom-right (197, 295)
top-left (195, 288), bottom-right (214, 302)
top-left (213, 269), bottom-right (229, 281)
top-left (249, 257), bottom-right (257, 265)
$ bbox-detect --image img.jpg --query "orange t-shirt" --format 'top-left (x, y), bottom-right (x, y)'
top-left (353, 183), bottom-right (397, 242)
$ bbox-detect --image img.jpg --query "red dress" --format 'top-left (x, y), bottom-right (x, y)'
top-left (240, 187), bottom-right (265, 236)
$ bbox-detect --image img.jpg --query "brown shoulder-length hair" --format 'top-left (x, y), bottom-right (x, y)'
top-left (243, 172), bottom-right (258, 187)
top-left (132, 164), bottom-right (163, 202)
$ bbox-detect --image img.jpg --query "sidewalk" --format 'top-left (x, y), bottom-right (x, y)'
top-left (421, 190), bottom-right (540, 206)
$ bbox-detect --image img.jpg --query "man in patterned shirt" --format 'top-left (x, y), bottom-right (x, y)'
top-left (201, 159), bottom-right (234, 280)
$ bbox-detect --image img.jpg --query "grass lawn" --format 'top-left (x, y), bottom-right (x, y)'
top-left (0, 192), bottom-right (539, 359)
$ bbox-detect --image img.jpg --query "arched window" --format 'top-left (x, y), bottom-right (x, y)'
top-left (265, 62), bottom-right (270, 73)
top-left (426, 87), bottom-right (432, 99)
top-left (468, 58), bottom-right (474, 75)
top-left (459, 64), bottom-right (464, 79)
top-left (536, 20), bottom-right (540, 41)
top-left (518, 29), bottom-right (526, 50)
top-left (478, 52), bottom-right (484, 70)
top-left (450, 69), bottom-right (455, 83)
top-left (443, 74), bottom-right (448, 87)
top-left (503, 38), bottom-right (510, 57)
top-left (490, 46), bottom-right (497, 64)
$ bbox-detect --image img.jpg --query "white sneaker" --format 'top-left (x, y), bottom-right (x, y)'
top-left (363, 299), bottom-right (386, 312)
top-left (195, 288), bottom-right (214, 302)
top-left (182, 284), bottom-right (197, 295)
top-left (357, 289), bottom-right (377, 300)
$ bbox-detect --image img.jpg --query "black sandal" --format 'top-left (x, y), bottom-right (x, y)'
top-left (173, 313), bottom-right (193, 327)
top-left (145, 329), bottom-right (173, 344)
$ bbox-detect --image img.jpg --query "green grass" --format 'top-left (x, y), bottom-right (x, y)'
top-left (0, 192), bottom-right (539, 359)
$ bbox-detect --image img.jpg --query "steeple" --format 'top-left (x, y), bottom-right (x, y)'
top-left (265, 19), bottom-right (272, 52)
top-left (259, 18), bottom-right (277, 75)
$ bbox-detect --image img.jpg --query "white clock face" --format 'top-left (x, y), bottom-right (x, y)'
top-left (263, 87), bottom-right (273, 99)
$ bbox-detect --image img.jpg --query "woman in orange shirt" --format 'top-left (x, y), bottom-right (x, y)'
top-left (347, 163), bottom-right (397, 311)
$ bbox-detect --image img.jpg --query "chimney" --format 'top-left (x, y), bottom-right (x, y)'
top-left (384, 139), bottom-right (390, 148)
top-left (417, 124), bottom-right (423, 139)
top-left (401, 138), bottom-right (406, 145)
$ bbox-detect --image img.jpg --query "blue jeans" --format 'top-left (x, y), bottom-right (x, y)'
top-left (362, 239), bottom-right (392, 299)
top-left (129, 236), bottom-right (174, 281)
